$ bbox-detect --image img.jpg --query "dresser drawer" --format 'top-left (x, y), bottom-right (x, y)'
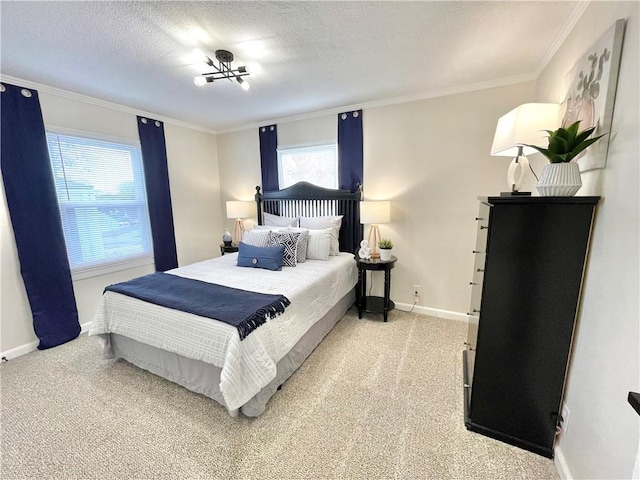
top-left (466, 203), bottom-right (491, 386)
top-left (474, 202), bottom-right (491, 254)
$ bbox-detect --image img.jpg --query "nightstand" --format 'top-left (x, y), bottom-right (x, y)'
top-left (356, 255), bottom-right (397, 322)
top-left (219, 243), bottom-right (239, 255)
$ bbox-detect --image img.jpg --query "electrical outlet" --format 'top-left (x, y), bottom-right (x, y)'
top-left (561, 402), bottom-right (570, 434)
top-left (412, 285), bottom-right (421, 301)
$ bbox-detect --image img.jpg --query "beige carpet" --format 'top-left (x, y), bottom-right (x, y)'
top-left (0, 308), bottom-right (558, 479)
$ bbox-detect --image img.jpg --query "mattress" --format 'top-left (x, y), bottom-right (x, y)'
top-left (88, 252), bottom-right (357, 412)
top-left (103, 290), bottom-right (354, 417)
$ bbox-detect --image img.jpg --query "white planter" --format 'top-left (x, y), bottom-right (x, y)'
top-left (379, 248), bottom-right (392, 261)
top-left (536, 162), bottom-right (582, 197)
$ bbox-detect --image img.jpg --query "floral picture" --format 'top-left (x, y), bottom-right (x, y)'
top-left (560, 19), bottom-right (625, 172)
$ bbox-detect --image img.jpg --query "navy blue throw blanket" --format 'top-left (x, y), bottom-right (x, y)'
top-left (105, 272), bottom-right (290, 340)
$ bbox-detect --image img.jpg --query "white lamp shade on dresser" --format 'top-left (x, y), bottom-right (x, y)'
top-left (490, 103), bottom-right (561, 157)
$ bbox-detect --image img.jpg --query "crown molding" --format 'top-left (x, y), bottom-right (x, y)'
top-left (0, 75), bottom-right (218, 135)
top-left (217, 73), bottom-right (536, 135)
top-left (534, 0), bottom-right (591, 77)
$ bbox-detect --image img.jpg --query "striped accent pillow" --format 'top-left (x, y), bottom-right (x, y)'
top-left (242, 229), bottom-right (271, 248)
top-left (299, 215), bottom-right (343, 255)
top-left (267, 231), bottom-right (301, 267)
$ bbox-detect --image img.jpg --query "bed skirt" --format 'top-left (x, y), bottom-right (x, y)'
top-left (98, 289), bottom-right (355, 417)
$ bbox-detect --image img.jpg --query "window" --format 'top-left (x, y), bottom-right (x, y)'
top-left (277, 144), bottom-right (338, 189)
top-left (46, 132), bottom-right (153, 276)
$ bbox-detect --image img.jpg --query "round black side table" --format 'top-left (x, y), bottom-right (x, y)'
top-left (220, 243), bottom-right (239, 255)
top-left (356, 255), bottom-right (397, 322)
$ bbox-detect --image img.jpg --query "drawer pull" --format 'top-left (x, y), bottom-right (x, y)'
top-left (480, 225), bottom-right (488, 230)
top-left (475, 217), bottom-right (485, 221)
top-left (466, 309), bottom-right (480, 316)
top-left (469, 282), bottom-right (477, 285)
top-left (472, 250), bottom-right (484, 254)
top-left (464, 383), bottom-right (471, 388)
top-left (476, 268), bottom-right (484, 272)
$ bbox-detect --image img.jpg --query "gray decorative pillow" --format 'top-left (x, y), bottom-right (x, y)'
top-left (293, 229), bottom-right (308, 263)
top-left (267, 231), bottom-right (301, 267)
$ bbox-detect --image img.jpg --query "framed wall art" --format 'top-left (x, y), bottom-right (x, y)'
top-left (561, 18), bottom-right (625, 172)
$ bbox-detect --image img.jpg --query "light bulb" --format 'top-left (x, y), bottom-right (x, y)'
top-left (193, 76), bottom-right (206, 87)
top-left (237, 77), bottom-right (250, 91)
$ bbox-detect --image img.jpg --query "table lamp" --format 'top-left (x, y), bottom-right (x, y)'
top-left (360, 201), bottom-right (390, 258)
top-left (226, 201), bottom-right (253, 244)
top-left (490, 103), bottom-right (560, 195)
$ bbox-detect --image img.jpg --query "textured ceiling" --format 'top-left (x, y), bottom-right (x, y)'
top-left (1, 1), bottom-right (581, 132)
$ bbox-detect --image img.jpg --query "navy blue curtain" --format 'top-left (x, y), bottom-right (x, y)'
top-left (259, 125), bottom-right (278, 192)
top-left (1, 82), bottom-right (80, 349)
top-left (137, 116), bottom-right (178, 271)
top-left (338, 110), bottom-right (363, 192)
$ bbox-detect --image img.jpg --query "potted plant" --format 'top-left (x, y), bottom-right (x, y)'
top-left (524, 120), bottom-right (607, 196)
top-left (378, 238), bottom-right (393, 261)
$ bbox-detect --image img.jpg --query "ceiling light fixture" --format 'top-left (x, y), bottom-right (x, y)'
top-left (193, 49), bottom-right (250, 91)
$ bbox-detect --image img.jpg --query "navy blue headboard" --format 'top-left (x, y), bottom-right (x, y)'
top-left (255, 181), bottom-right (363, 254)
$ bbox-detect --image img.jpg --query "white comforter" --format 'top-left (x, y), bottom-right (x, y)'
top-left (88, 253), bottom-right (357, 412)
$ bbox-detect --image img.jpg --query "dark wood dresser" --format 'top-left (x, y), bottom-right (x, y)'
top-left (463, 196), bottom-right (599, 458)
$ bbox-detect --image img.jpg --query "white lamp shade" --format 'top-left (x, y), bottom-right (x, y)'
top-left (490, 103), bottom-right (561, 157)
top-left (360, 201), bottom-right (390, 225)
top-left (226, 201), bottom-right (253, 219)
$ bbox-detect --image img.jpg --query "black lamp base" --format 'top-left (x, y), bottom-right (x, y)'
top-left (500, 191), bottom-right (532, 197)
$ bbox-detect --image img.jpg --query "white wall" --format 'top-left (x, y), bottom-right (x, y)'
top-left (535, 2), bottom-right (640, 479)
top-left (0, 88), bottom-right (221, 357)
top-left (216, 81), bottom-right (536, 316)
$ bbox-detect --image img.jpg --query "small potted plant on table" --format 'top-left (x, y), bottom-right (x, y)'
top-left (378, 238), bottom-right (393, 261)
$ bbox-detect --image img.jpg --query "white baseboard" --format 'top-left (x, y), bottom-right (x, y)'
top-left (394, 303), bottom-right (469, 323)
top-left (554, 446), bottom-right (572, 480)
top-left (1, 321), bottom-right (92, 361)
top-left (0, 340), bottom-right (40, 361)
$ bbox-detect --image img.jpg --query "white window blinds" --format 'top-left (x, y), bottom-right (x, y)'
top-left (277, 144), bottom-right (338, 189)
top-left (46, 133), bottom-right (153, 274)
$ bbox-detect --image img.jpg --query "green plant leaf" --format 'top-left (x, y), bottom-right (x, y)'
top-left (523, 144), bottom-right (552, 160)
top-left (565, 121), bottom-right (581, 138)
top-left (554, 128), bottom-right (573, 143)
top-left (570, 135), bottom-right (607, 158)
top-left (573, 127), bottom-right (598, 145)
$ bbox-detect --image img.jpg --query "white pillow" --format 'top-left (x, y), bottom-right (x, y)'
top-left (250, 226), bottom-right (308, 263)
top-left (305, 228), bottom-right (332, 261)
top-left (241, 229), bottom-right (271, 248)
top-left (264, 212), bottom-right (299, 227)
top-left (299, 215), bottom-right (343, 255)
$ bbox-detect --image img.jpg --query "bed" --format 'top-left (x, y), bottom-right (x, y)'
top-left (88, 182), bottom-right (363, 417)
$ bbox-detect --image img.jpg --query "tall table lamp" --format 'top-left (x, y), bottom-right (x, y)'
top-left (226, 200), bottom-right (253, 244)
top-left (360, 201), bottom-right (390, 258)
top-left (491, 103), bottom-right (560, 195)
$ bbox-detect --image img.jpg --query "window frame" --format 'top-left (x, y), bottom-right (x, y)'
top-left (46, 127), bottom-right (154, 280)
top-left (277, 143), bottom-right (339, 190)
